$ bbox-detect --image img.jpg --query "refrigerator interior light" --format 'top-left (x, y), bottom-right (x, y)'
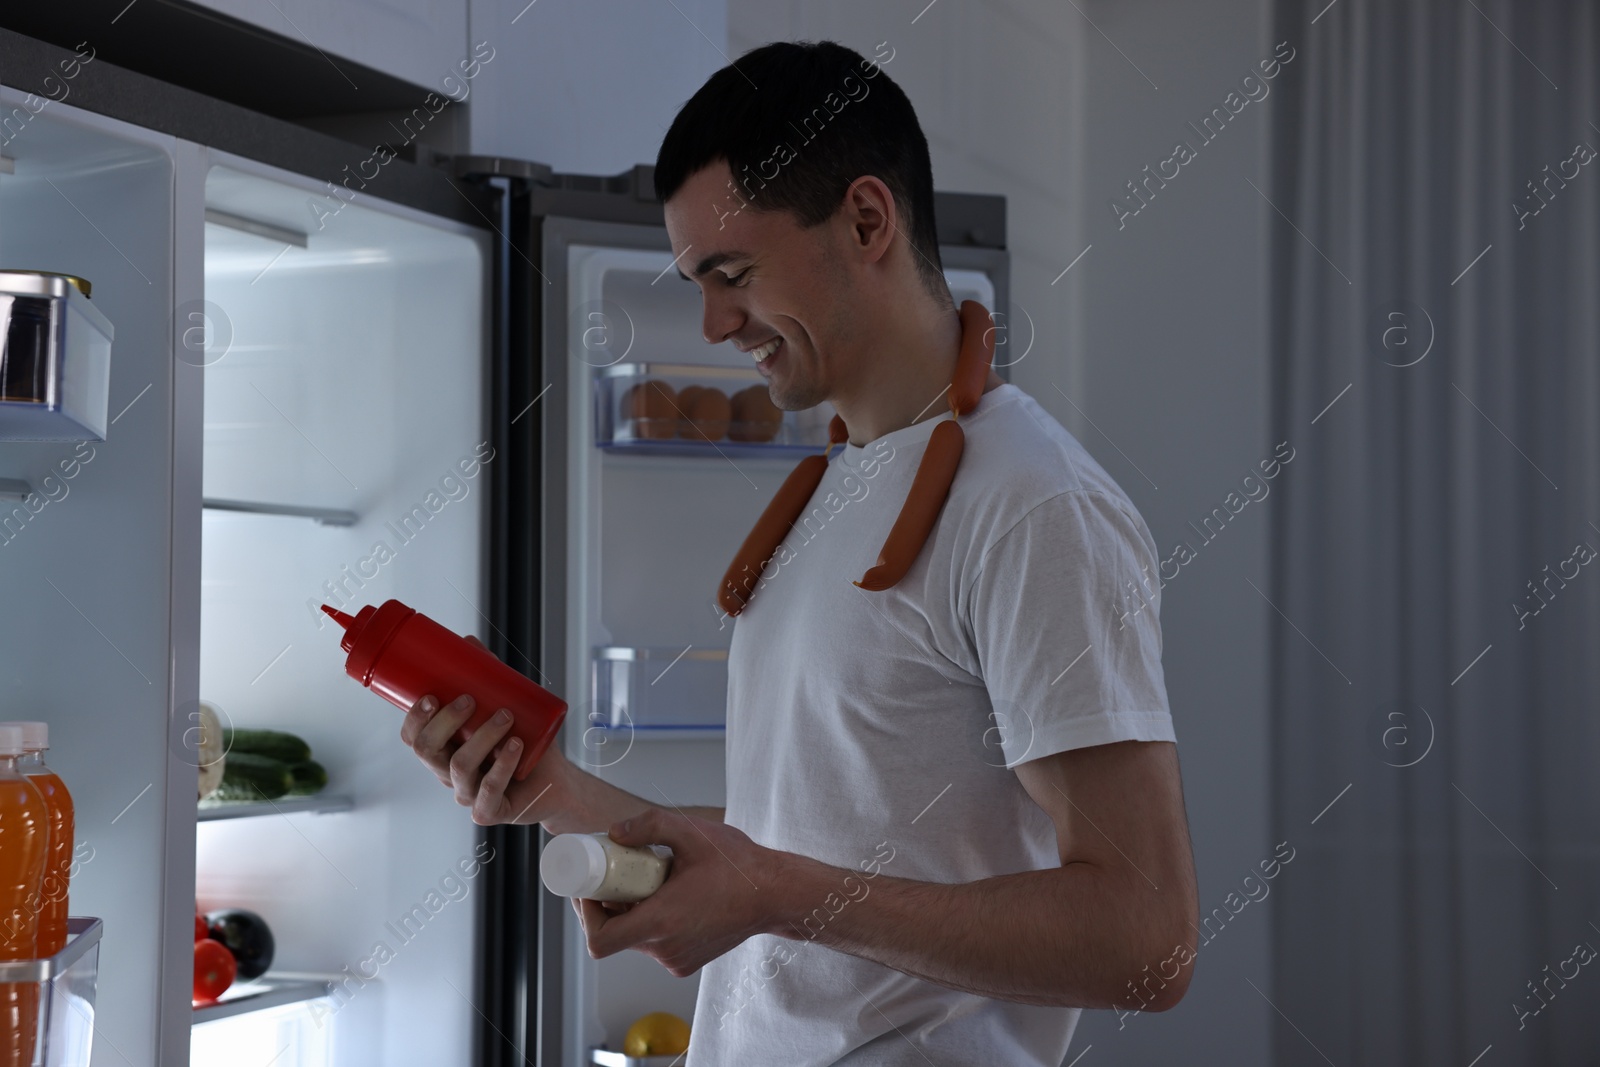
top-left (0, 270), bottom-right (114, 441)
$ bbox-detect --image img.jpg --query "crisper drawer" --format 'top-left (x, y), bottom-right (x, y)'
top-left (590, 646), bottom-right (728, 732)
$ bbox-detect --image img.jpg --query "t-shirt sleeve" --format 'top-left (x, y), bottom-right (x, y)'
top-left (964, 489), bottom-right (1175, 769)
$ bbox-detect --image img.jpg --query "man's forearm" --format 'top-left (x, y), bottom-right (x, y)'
top-left (763, 853), bottom-right (1193, 1011)
top-left (678, 805), bottom-right (726, 822)
top-left (544, 756), bottom-right (722, 833)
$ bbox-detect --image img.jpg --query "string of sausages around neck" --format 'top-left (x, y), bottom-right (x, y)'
top-left (716, 299), bottom-right (997, 617)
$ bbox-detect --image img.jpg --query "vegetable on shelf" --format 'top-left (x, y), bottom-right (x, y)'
top-left (193, 938), bottom-right (236, 1003)
top-left (212, 752), bottom-right (294, 802)
top-left (223, 728), bottom-right (312, 764)
top-left (197, 702), bottom-right (226, 799)
top-left (198, 726), bottom-right (329, 805)
top-left (286, 759), bottom-right (328, 796)
top-left (205, 908), bottom-right (275, 981)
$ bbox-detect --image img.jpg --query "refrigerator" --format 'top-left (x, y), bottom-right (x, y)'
top-left (0, 27), bottom-right (1008, 1067)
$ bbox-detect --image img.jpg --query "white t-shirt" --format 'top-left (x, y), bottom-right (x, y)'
top-left (688, 383), bottom-right (1176, 1066)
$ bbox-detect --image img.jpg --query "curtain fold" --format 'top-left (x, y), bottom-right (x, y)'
top-left (1269, 2), bottom-right (1599, 1064)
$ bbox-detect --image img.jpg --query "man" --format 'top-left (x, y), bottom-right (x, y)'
top-left (403, 39), bottom-right (1198, 1065)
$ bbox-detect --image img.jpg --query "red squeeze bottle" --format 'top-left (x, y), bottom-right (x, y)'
top-left (322, 600), bottom-right (566, 780)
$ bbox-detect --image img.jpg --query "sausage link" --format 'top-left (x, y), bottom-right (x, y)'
top-left (717, 454), bottom-right (830, 616)
top-left (949, 300), bottom-right (996, 416)
top-left (854, 419), bottom-right (966, 591)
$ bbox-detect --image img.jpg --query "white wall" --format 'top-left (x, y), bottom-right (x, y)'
top-left (465, 0), bottom-right (728, 173)
top-left (1064, 1), bottom-right (1274, 1062)
top-left (184, 0), bottom-right (730, 174)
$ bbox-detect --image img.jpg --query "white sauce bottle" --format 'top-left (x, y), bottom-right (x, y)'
top-left (540, 832), bottom-right (671, 902)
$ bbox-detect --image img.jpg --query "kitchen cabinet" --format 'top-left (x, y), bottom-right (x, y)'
top-left (186, 0), bottom-right (470, 95)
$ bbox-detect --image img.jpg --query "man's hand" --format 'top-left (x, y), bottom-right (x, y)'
top-left (399, 634), bottom-right (571, 827)
top-left (573, 808), bottom-right (781, 977)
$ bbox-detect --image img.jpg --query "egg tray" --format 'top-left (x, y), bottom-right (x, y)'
top-left (594, 362), bottom-right (834, 453)
top-left (618, 379), bottom-right (780, 445)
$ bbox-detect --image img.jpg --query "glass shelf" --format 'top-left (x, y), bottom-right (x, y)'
top-left (595, 361), bottom-right (833, 458)
top-left (192, 972), bottom-right (336, 1025)
top-left (197, 793), bottom-right (353, 821)
top-left (202, 498), bottom-right (358, 526)
top-left (590, 646), bottom-right (727, 732)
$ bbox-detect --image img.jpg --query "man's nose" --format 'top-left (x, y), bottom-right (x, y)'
top-left (702, 290), bottom-right (744, 346)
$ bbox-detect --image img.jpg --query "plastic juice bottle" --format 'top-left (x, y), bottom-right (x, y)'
top-left (322, 600), bottom-right (568, 780)
top-left (3, 723), bottom-right (73, 956)
top-left (0, 724), bottom-right (49, 1067)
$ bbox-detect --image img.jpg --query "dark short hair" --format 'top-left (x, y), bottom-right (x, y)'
top-left (655, 40), bottom-right (949, 305)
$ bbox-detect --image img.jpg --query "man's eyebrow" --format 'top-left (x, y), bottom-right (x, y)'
top-left (676, 250), bottom-right (747, 282)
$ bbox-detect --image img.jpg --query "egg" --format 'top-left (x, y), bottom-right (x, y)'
top-left (730, 385), bottom-right (782, 442)
top-left (675, 385), bottom-right (705, 438)
top-left (684, 387), bottom-right (731, 441)
top-left (623, 379), bottom-right (679, 439)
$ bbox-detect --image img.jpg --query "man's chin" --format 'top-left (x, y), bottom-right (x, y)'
top-left (768, 384), bottom-right (826, 413)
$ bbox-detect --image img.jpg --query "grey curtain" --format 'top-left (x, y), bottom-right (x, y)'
top-left (1269, 2), bottom-right (1600, 1065)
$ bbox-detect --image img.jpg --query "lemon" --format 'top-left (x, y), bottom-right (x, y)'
top-left (622, 1011), bottom-right (691, 1057)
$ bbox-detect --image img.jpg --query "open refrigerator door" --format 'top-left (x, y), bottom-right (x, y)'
top-left (538, 214), bottom-right (1002, 1064)
top-left (190, 151), bottom-right (492, 1067)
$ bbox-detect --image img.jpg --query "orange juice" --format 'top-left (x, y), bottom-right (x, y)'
top-left (8, 724), bottom-right (73, 957)
top-left (0, 725), bottom-right (48, 1067)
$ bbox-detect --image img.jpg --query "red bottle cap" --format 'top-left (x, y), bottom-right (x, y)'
top-left (322, 601), bottom-right (414, 685)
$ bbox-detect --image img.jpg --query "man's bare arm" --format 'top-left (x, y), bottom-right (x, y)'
top-left (761, 740), bottom-right (1198, 1009)
top-left (400, 682), bottom-right (724, 832)
top-left (543, 756), bottom-right (723, 832)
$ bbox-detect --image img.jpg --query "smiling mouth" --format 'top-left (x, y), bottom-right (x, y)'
top-left (750, 337), bottom-right (781, 364)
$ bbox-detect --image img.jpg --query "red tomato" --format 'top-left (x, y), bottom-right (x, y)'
top-left (193, 938), bottom-right (236, 1002)
top-left (195, 913), bottom-right (208, 942)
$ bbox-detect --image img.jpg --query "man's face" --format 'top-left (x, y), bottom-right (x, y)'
top-left (663, 159), bottom-right (852, 412)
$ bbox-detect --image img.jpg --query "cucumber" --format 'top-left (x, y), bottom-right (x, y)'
top-left (217, 752), bottom-right (294, 801)
top-left (286, 759), bottom-right (328, 796)
top-left (223, 728), bottom-right (312, 763)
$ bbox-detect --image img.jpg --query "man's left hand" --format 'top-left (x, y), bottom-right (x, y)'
top-left (572, 807), bottom-right (785, 977)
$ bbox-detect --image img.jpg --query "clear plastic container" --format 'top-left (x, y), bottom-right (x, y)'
top-left (0, 917), bottom-right (102, 1067)
top-left (590, 647), bottom-right (727, 732)
top-left (595, 362), bottom-right (834, 456)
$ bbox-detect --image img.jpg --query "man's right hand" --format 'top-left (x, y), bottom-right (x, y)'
top-left (399, 635), bottom-right (571, 827)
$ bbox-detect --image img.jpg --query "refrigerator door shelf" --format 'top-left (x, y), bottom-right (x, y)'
top-left (0, 916), bottom-right (103, 1067)
top-left (590, 646), bottom-right (728, 731)
top-left (590, 1049), bottom-right (686, 1067)
top-left (595, 361), bottom-right (835, 457)
top-left (0, 272), bottom-right (115, 442)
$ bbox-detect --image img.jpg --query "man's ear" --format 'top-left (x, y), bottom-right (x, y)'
top-left (842, 175), bottom-right (897, 264)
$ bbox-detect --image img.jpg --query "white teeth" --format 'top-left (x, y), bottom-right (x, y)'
top-left (751, 338), bottom-right (780, 362)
